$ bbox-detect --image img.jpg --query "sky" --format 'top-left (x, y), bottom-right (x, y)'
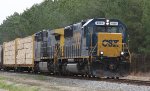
top-left (0, 0), bottom-right (44, 24)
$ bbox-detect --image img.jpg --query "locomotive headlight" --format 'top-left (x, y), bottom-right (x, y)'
top-left (100, 52), bottom-right (104, 55)
top-left (121, 52), bottom-right (124, 55)
top-left (106, 22), bottom-right (109, 25)
top-left (106, 19), bottom-right (109, 23)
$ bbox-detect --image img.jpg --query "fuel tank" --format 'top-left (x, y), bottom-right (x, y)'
top-left (66, 63), bottom-right (79, 73)
top-left (39, 62), bottom-right (49, 72)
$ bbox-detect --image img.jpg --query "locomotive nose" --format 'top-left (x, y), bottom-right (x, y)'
top-left (97, 33), bottom-right (122, 57)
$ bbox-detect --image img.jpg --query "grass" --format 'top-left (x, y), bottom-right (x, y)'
top-left (0, 76), bottom-right (5, 80)
top-left (0, 76), bottom-right (39, 91)
top-left (11, 72), bottom-right (47, 81)
top-left (34, 74), bottom-right (48, 80)
top-left (19, 74), bottom-right (47, 81)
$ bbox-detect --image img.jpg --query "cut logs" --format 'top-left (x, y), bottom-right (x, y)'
top-left (16, 36), bottom-right (34, 66)
top-left (3, 40), bottom-right (16, 65)
top-left (3, 35), bottom-right (34, 67)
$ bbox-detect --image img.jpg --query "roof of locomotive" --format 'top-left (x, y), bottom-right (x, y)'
top-left (34, 18), bottom-right (127, 35)
top-left (82, 18), bottom-right (127, 28)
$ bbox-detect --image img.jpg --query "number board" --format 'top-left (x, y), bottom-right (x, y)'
top-left (95, 21), bottom-right (105, 25)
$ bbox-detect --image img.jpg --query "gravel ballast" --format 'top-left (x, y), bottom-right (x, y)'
top-left (0, 71), bottom-right (149, 91)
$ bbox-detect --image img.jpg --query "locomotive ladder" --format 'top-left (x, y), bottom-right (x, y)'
top-left (54, 43), bottom-right (62, 74)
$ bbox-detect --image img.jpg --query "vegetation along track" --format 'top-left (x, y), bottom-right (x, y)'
top-left (1, 70), bottom-right (150, 86)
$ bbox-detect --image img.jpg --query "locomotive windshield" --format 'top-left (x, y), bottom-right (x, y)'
top-left (85, 23), bottom-right (126, 42)
top-left (84, 19), bottom-right (127, 43)
top-left (88, 25), bottom-right (125, 34)
top-left (84, 19), bottom-right (126, 34)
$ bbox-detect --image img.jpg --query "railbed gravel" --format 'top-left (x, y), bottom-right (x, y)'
top-left (47, 77), bottom-right (150, 91)
top-left (0, 72), bottom-right (150, 91)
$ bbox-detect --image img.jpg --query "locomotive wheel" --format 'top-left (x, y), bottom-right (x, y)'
top-left (111, 77), bottom-right (115, 79)
top-left (116, 77), bottom-right (119, 79)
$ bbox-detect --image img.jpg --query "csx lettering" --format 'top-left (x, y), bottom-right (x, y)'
top-left (102, 40), bottom-right (119, 47)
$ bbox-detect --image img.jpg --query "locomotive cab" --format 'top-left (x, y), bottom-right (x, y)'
top-left (83, 18), bottom-right (130, 77)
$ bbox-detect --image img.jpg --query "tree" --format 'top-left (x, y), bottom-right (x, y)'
top-left (0, 0), bottom-right (149, 54)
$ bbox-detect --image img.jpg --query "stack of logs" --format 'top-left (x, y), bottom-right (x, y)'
top-left (3, 36), bottom-right (34, 66)
top-left (3, 40), bottom-right (16, 65)
top-left (16, 36), bottom-right (33, 65)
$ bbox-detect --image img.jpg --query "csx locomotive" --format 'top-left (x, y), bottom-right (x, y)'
top-left (0, 18), bottom-right (130, 78)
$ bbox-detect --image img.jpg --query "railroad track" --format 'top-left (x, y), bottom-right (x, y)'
top-left (53, 75), bottom-right (150, 86)
top-left (101, 78), bottom-right (150, 86)
top-left (1, 70), bottom-right (150, 86)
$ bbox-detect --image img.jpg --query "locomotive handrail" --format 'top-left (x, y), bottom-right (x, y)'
top-left (89, 43), bottom-right (98, 56)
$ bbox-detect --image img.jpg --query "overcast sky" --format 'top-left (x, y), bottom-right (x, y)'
top-left (0, 0), bottom-right (44, 24)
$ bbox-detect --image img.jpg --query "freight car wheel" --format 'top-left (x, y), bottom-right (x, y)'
top-left (3, 67), bottom-right (8, 71)
top-left (14, 68), bottom-right (17, 72)
top-left (16, 68), bottom-right (22, 72)
top-left (28, 68), bottom-right (31, 73)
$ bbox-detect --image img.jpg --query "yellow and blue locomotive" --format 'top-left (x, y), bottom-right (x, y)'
top-left (34, 18), bottom-right (130, 77)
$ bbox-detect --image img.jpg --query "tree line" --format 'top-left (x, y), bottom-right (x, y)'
top-left (0, 0), bottom-right (149, 54)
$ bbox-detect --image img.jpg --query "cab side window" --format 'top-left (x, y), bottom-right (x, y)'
top-left (64, 26), bottom-right (73, 38)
